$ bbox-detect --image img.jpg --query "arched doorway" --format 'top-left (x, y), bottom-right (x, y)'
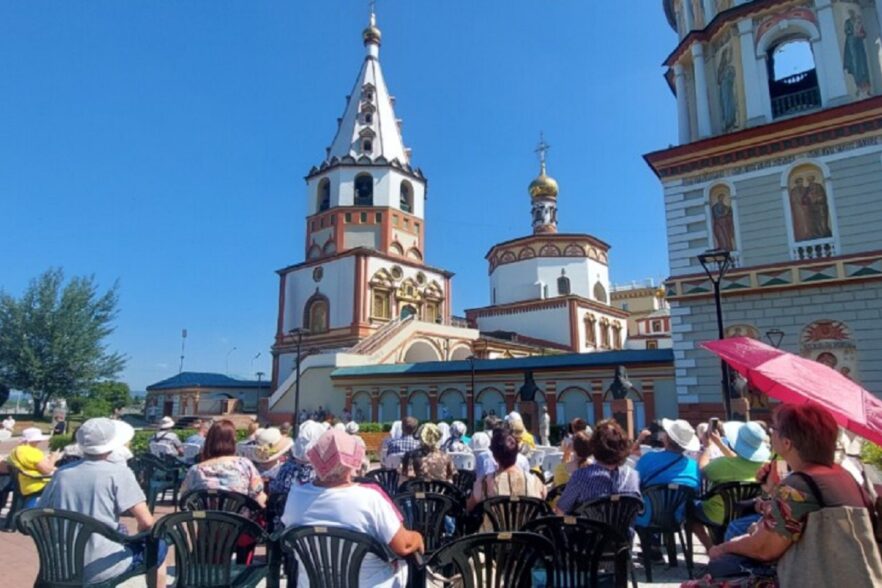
top-left (351, 391), bottom-right (371, 422)
top-left (403, 340), bottom-right (441, 363)
top-left (400, 305), bottom-right (417, 319)
top-left (439, 388), bottom-right (467, 420)
top-left (407, 390), bottom-right (430, 420)
top-left (475, 387), bottom-right (506, 422)
top-left (557, 387), bottom-right (594, 426)
top-left (379, 390), bottom-right (399, 423)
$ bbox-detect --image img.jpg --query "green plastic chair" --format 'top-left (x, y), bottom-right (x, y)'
top-left (16, 508), bottom-right (154, 588)
top-left (3, 465), bottom-right (52, 531)
top-left (139, 454), bottom-right (184, 512)
top-left (697, 481), bottom-right (763, 545)
top-left (147, 511), bottom-right (269, 588)
top-left (474, 495), bottom-right (553, 532)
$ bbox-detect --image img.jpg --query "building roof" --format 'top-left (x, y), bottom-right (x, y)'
top-left (331, 349), bottom-right (673, 379)
top-left (146, 372), bottom-right (270, 391)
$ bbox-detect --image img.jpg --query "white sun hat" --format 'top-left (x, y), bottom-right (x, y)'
top-left (76, 418), bottom-right (136, 455)
top-left (158, 416), bottom-right (175, 430)
top-left (21, 427), bottom-right (50, 443)
top-left (660, 418), bottom-right (701, 452)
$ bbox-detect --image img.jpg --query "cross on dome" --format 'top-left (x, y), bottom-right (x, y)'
top-left (535, 132), bottom-right (550, 174)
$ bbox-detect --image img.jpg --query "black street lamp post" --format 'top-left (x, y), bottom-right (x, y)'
top-left (289, 327), bottom-right (310, 435)
top-left (765, 329), bottom-right (785, 349)
top-left (698, 248), bottom-right (734, 420)
top-left (467, 355), bottom-right (477, 432)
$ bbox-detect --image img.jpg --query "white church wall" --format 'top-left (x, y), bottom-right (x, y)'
top-left (475, 305), bottom-right (571, 347)
top-left (344, 225), bottom-right (381, 250)
top-left (307, 167), bottom-right (425, 218)
top-left (489, 257), bottom-right (609, 305)
top-left (282, 256), bottom-right (355, 332)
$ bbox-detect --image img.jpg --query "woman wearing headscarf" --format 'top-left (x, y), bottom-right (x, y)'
top-left (441, 421), bottom-right (472, 453)
top-left (282, 429), bottom-right (424, 587)
top-left (437, 422), bottom-right (451, 449)
top-left (401, 423), bottom-right (456, 482)
top-left (379, 420), bottom-right (402, 466)
top-left (470, 431), bottom-right (496, 478)
top-left (268, 420), bottom-right (325, 496)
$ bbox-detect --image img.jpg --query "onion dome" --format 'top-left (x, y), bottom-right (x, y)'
top-left (529, 161), bottom-right (559, 200)
top-left (363, 13), bottom-right (382, 46)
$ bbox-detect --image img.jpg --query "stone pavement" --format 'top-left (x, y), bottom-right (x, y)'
top-left (0, 494), bottom-right (708, 588)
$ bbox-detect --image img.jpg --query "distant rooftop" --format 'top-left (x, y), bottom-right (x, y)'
top-left (611, 278), bottom-right (658, 292)
top-left (146, 372), bottom-right (270, 391)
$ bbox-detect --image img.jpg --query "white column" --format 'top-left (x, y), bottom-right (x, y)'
top-left (691, 43), bottom-right (713, 138)
top-left (674, 64), bottom-right (691, 144)
top-left (702, 0), bottom-right (715, 25)
top-left (683, 0), bottom-right (694, 32)
top-left (737, 18), bottom-right (767, 125)
top-left (815, 0), bottom-right (850, 104)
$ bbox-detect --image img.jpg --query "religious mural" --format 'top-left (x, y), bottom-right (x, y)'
top-left (708, 184), bottom-right (737, 251)
top-left (835, 2), bottom-right (873, 98)
top-left (800, 319), bottom-right (859, 381)
top-left (787, 164), bottom-right (832, 242)
top-left (711, 27), bottom-right (745, 133)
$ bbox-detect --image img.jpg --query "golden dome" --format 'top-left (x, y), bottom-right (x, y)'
top-left (363, 24), bottom-right (382, 45)
top-left (529, 164), bottom-right (559, 199)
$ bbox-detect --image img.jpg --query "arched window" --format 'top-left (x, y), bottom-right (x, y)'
top-left (372, 290), bottom-right (391, 320)
top-left (400, 181), bottom-right (413, 213)
top-left (612, 322), bottom-right (622, 349)
top-left (400, 305), bottom-right (417, 319)
top-left (584, 314), bottom-right (597, 346)
top-left (363, 139), bottom-right (373, 153)
top-left (318, 179), bottom-right (331, 212)
top-left (767, 38), bottom-right (820, 118)
top-left (785, 163), bottom-right (835, 258)
top-left (557, 270), bottom-right (571, 295)
top-left (599, 319), bottom-right (611, 348)
top-left (593, 282), bottom-right (608, 303)
top-left (304, 295), bottom-right (329, 334)
top-left (354, 174), bottom-right (373, 206)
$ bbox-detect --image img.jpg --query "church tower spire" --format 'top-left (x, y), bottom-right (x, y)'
top-left (529, 133), bottom-right (559, 234)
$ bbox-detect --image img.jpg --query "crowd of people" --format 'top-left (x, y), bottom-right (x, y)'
top-left (1, 401), bottom-right (880, 586)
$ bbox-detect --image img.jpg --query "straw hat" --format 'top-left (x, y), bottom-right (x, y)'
top-left (660, 418), bottom-right (700, 452)
top-left (253, 427), bottom-right (294, 463)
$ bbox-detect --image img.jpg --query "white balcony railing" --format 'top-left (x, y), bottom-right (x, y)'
top-left (791, 238), bottom-right (836, 261)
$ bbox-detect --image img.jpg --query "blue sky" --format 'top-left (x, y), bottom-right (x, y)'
top-left (0, 1), bottom-right (678, 390)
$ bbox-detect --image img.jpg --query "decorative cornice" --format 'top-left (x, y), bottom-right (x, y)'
top-left (276, 246), bottom-right (455, 279)
top-left (645, 96), bottom-right (882, 180)
top-left (465, 295), bottom-right (629, 321)
top-left (665, 250), bottom-right (882, 300)
top-left (486, 233), bottom-right (610, 273)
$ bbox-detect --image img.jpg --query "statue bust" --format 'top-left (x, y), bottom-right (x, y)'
top-left (518, 371), bottom-right (540, 402)
top-left (606, 365), bottom-right (642, 401)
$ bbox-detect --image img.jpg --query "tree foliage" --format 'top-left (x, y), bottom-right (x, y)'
top-left (0, 269), bottom-right (125, 418)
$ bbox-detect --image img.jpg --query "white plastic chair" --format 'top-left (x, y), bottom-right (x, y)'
top-left (382, 452), bottom-right (403, 470)
top-left (528, 449), bottom-right (546, 469)
top-left (149, 442), bottom-right (177, 458)
top-left (542, 451), bottom-right (564, 474)
top-left (449, 452), bottom-right (475, 471)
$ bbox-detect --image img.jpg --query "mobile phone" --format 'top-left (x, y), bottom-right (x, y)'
top-left (709, 417), bottom-right (719, 433)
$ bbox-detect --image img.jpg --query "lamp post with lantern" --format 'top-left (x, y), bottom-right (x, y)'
top-left (698, 248), bottom-right (734, 420)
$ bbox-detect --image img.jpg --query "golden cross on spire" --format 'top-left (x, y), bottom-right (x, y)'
top-left (369, 0), bottom-right (377, 22)
top-left (535, 132), bottom-right (550, 173)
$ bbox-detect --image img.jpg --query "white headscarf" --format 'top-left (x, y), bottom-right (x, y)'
top-left (438, 422), bottom-right (451, 447)
top-left (293, 420), bottom-right (326, 462)
top-left (345, 421), bottom-right (360, 435)
top-left (333, 422), bottom-right (346, 432)
top-left (389, 420), bottom-right (403, 440)
top-left (451, 421), bottom-right (467, 438)
top-left (470, 431), bottom-right (491, 453)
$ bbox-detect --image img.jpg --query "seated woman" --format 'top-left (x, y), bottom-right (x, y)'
top-left (553, 428), bottom-right (593, 486)
top-left (281, 429), bottom-right (424, 588)
top-left (441, 421), bottom-right (471, 453)
top-left (470, 432), bottom-right (496, 478)
top-left (7, 427), bottom-right (61, 507)
top-left (251, 427), bottom-right (293, 480)
top-left (401, 423), bottom-right (456, 482)
top-left (269, 420), bottom-right (324, 496)
top-left (555, 419), bottom-right (640, 515)
top-left (467, 428), bottom-right (547, 511)
top-left (706, 403), bottom-right (871, 579)
top-left (180, 419), bottom-right (266, 506)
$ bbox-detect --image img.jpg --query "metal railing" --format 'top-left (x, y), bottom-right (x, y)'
top-left (770, 71), bottom-right (821, 118)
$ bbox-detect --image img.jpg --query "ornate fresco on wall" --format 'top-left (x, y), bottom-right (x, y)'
top-left (754, 6), bottom-right (818, 47)
top-left (833, 1), bottom-right (873, 98)
top-left (708, 184), bottom-right (737, 251)
top-left (711, 27), bottom-right (746, 133)
top-left (787, 164), bottom-right (832, 242)
top-left (800, 319), bottom-right (859, 381)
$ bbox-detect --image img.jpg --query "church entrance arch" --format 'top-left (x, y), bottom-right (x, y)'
top-left (475, 387), bottom-right (506, 421)
top-left (407, 390), bottom-right (430, 420)
top-left (557, 386), bottom-right (594, 426)
top-left (403, 340), bottom-right (441, 363)
top-left (351, 391), bottom-right (371, 422)
top-left (400, 305), bottom-right (417, 319)
top-left (439, 388), bottom-right (467, 420)
top-left (379, 390), bottom-right (399, 422)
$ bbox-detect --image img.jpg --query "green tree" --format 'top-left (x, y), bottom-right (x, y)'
top-left (88, 380), bottom-right (131, 409)
top-left (0, 269), bottom-right (125, 418)
top-left (0, 382), bottom-right (9, 411)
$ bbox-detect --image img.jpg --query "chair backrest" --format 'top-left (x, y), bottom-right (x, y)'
top-left (477, 495), bottom-right (553, 532)
top-left (181, 443), bottom-right (202, 462)
top-left (266, 492), bottom-right (288, 533)
top-left (179, 489), bottom-right (264, 519)
top-left (524, 516), bottom-right (628, 588)
top-left (546, 483), bottom-right (566, 505)
top-left (362, 468), bottom-right (400, 497)
top-left (575, 494), bottom-right (644, 537)
top-left (393, 491), bottom-right (461, 553)
top-left (152, 511), bottom-right (267, 587)
top-left (382, 452), bottom-right (403, 470)
top-left (528, 449), bottom-right (545, 469)
top-left (453, 469), bottom-right (477, 498)
top-left (275, 525), bottom-right (391, 588)
top-left (542, 451), bottom-right (564, 474)
top-left (449, 452), bottom-right (476, 471)
top-left (640, 484), bottom-right (697, 530)
top-left (704, 481), bottom-right (763, 525)
top-left (398, 479), bottom-right (464, 502)
top-left (16, 508), bottom-right (142, 586)
top-left (426, 531), bottom-right (554, 588)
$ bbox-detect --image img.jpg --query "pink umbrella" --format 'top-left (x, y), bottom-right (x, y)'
top-left (701, 336), bottom-right (882, 447)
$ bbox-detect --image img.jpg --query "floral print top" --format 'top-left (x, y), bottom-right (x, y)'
top-left (180, 456), bottom-right (264, 501)
top-left (267, 460), bottom-right (316, 495)
top-left (402, 448), bottom-right (456, 482)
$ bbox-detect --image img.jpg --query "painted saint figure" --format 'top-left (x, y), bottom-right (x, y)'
top-left (844, 9), bottom-right (871, 97)
top-left (802, 175), bottom-right (832, 239)
top-left (710, 189), bottom-right (736, 251)
top-left (789, 176), bottom-right (811, 241)
top-left (718, 47), bottom-right (738, 131)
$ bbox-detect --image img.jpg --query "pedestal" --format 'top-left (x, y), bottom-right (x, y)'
top-left (519, 401), bottom-right (538, 440)
top-left (731, 397), bottom-right (751, 422)
top-left (611, 398), bottom-right (634, 439)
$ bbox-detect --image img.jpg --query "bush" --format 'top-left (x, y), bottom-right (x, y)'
top-left (50, 434), bottom-right (74, 452)
top-left (353, 422), bottom-right (395, 432)
top-left (862, 442), bottom-right (882, 469)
